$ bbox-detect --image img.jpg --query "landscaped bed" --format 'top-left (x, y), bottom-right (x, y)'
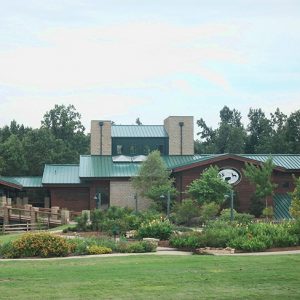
top-left (0, 232), bottom-right (157, 258)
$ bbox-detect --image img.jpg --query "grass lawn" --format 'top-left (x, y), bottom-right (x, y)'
top-left (0, 254), bottom-right (300, 299)
top-left (0, 233), bottom-right (22, 244)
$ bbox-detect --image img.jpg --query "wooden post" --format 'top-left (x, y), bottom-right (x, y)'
top-left (16, 197), bottom-right (22, 206)
top-left (30, 207), bottom-right (38, 224)
top-left (0, 195), bottom-right (7, 207)
top-left (44, 197), bottom-right (50, 209)
top-left (22, 197), bottom-right (29, 206)
top-left (51, 206), bottom-right (59, 220)
top-left (24, 204), bottom-right (32, 217)
top-left (3, 206), bottom-right (9, 225)
top-left (61, 209), bottom-right (70, 225)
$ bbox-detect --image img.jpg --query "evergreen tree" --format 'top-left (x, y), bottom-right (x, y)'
top-left (243, 158), bottom-right (277, 211)
top-left (132, 150), bottom-right (177, 205)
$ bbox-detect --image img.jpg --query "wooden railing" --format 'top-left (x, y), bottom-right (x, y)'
top-left (1, 222), bottom-right (47, 234)
top-left (0, 205), bottom-right (81, 228)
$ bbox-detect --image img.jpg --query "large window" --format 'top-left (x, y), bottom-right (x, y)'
top-left (157, 145), bottom-right (164, 154)
top-left (130, 145), bottom-right (137, 155)
top-left (144, 145), bottom-right (150, 155)
top-left (117, 145), bottom-right (123, 155)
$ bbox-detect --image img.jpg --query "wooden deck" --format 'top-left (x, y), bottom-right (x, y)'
top-left (0, 207), bottom-right (63, 228)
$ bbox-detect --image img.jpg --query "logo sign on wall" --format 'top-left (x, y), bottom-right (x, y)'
top-left (218, 168), bottom-right (241, 185)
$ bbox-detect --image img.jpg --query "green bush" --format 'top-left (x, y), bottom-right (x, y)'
top-left (67, 236), bottom-right (156, 255)
top-left (137, 219), bottom-right (173, 240)
top-left (76, 212), bottom-right (89, 231)
top-left (116, 241), bottom-right (156, 253)
top-left (229, 236), bottom-right (267, 252)
top-left (0, 241), bottom-right (17, 258)
top-left (219, 209), bottom-right (255, 224)
top-left (169, 220), bottom-right (300, 252)
top-left (262, 207), bottom-right (274, 219)
top-left (68, 237), bottom-right (119, 255)
top-left (173, 199), bottom-right (201, 226)
top-left (200, 202), bottom-right (220, 224)
top-left (0, 233), bottom-right (70, 258)
top-left (90, 209), bottom-right (104, 231)
top-left (169, 232), bottom-right (205, 249)
top-left (87, 245), bottom-right (112, 255)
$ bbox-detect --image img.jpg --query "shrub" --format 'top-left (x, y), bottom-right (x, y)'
top-left (170, 220), bottom-right (300, 252)
top-left (249, 195), bottom-right (264, 217)
top-left (90, 209), bottom-right (104, 231)
top-left (87, 245), bottom-right (112, 255)
top-left (290, 176), bottom-right (300, 218)
top-left (0, 241), bottom-right (18, 259)
top-left (137, 219), bottom-right (173, 240)
top-left (0, 233), bottom-right (70, 258)
top-left (219, 209), bottom-right (255, 224)
top-left (116, 241), bottom-right (156, 253)
top-left (200, 202), bottom-right (220, 224)
top-left (169, 232), bottom-right (205, 249)
top-left (262, 207), bottom-right (274, 219)
top-left (228, 236), bottom-right (267, 252)
top-left (173, 199), bottom-right (201, 226)
top-left (68, 237), bottom-right (119, 255)
top-left (76, 212), bottom-right (89, 231)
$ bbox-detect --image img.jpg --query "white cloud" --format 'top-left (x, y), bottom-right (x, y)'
top-left (0, 92), bottom-right (147, 129)
top-left (0, 22), bottom-right (244, 91)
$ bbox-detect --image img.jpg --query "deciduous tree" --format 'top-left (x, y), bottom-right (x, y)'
top-left (290, 176), bottom-right (300, 219)
top-left (188, 166), bottom-right (231, 205)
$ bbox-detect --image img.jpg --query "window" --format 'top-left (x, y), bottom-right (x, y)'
top-left (130, 145), bottom-right (137, 155)
top-left (157, 145), bottom-right (164, 154)
top-left (282, 182), bottom-right (290, 188)
top-left (144, 145), bottom-right (150, 155)
top-left (117, 145), bottom-right (123, 155)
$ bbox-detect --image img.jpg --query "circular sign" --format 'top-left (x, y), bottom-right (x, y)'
top-left (218, 168), bottom-right (241, 185)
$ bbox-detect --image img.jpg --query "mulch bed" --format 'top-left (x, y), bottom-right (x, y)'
top-left (264, 246), bottom-right (300, 252)
top-left (158, 240), bottom-right (170, 247)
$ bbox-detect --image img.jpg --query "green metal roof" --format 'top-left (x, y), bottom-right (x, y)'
top-left (80, 156), bottom-right (140, 178)
top-left (165, 154), bottom-right (223, 169)
top-left (79, 155), bottom-right (216, 178)
top-left (12, 177), bottom-right (43, 188)
top-left (0, 176), bottom-right (23, 189)
top-left (273, 193), bottom-right (292, 220)
top-left (112, 125), bottom-right (168, 138)
top-left (42, 164), bottom-right (81, 184)
top-left (240, 154), bottom-right (300, 170)
top-left (79, 154), bottom-right (300, 178)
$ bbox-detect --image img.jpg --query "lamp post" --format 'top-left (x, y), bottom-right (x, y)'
top-left (225, 190), bottom-right (234, 222)
top-left (94, 193), bottom-right (101, 209)
top-left (160, 190), bottom-right (171, 219)
top-left (134, 193), bottom-right (138, 213)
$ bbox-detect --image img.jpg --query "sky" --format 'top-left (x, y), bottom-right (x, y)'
top-left (0, 0), bottom-right (300, 133)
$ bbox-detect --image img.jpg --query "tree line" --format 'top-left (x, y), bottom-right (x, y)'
top-left (0, 104), bottom-right (90, 176)
top-left (1, 104), bottom-right (299, 177)
top-left (195, 106), bottom-right (300, 154)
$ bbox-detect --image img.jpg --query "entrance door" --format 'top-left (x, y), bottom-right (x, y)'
top-left (95, 185), bottom-right (109, 210)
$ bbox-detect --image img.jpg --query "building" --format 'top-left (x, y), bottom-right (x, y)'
top-left (1, 116), bottom-right (299, 219)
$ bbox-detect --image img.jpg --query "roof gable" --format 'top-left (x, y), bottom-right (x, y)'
top-left (171, 154), bottom-right (291, 172)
